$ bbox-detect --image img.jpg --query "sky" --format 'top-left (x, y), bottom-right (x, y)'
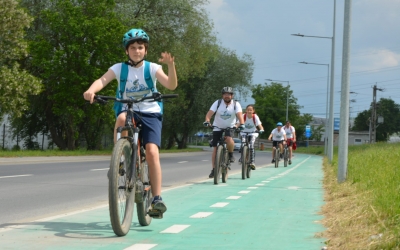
top-left (204, 0), bottom-right (400, 119)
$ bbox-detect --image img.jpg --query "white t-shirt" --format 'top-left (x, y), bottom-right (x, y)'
top-left (210, 100), bottom-right (242, 131)
top-left (240, 114), bottom-right (262, 137)
top-left (110, 62), bottom-right (162, 113)
top-left (271, 128), bottom-right (286, 141)
top-left (284, 125), bottom-right (295, 139)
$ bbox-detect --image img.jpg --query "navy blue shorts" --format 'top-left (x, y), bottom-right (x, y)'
top-left (133, 112), bottom-right (162, 148)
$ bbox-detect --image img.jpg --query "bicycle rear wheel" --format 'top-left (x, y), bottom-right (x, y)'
top-left (241, 145), bottom-right (248, 180)
top-left (214, 145), bottom-right (223, 185)
top-left (274, 148), bottom-right (279, 168)
top-left (136, 158), bottom-right (153, 226)
top-left (109, 139), bottom-right (136, 236)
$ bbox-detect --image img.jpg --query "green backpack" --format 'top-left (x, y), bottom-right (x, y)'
top-left (113, 61), bottom-right (162, 117)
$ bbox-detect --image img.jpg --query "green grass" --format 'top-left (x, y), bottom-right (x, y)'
top-left (294, 145), bottom-right (324, 155)
top-left (323, 142), bottom-right (400, 249)
top-left (0, 147), bottom-right (203, 158)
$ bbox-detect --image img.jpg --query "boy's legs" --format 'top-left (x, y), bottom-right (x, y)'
top-left (146, 143), bottom-right (161, 197)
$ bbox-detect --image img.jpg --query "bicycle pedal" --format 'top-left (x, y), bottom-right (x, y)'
top-left (148, 209), bottom-right (163, 219)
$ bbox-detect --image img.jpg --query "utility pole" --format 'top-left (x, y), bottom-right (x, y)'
top-left (369, 84), bottom-right (383, 143)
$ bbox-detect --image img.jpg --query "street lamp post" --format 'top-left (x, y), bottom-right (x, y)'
top-left (265, 79), bottom-right (290, 121)
top-left (299, 62), bottom-right (330, 155)
top-left (291, 0), bottom-right (336, 162)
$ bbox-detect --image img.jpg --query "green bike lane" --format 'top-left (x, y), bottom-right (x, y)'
top-left (0, 154), bottom-right (326, 250)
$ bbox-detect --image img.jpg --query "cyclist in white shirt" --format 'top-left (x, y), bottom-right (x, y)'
top-left (238, 105), bottom-right (264, 170)
top-left (268, 122), bottom-right (287, 163)
top-left (283, 120), bottom-right (296, 165)
top-left (203, 87), bottom-right (245, 178)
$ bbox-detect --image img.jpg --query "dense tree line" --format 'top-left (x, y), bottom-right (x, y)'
top-left (2, 0), bottom-right (313, 150)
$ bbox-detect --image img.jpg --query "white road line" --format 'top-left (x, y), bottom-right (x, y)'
top-left (90, 168), bottom-right (108, 171)
top-left (247, 187), bottom-right (258, 189)
top-left (262, 181), bottom-right (270, 183)
top-left (190, 212), bottom-right (213, 218)
top-left (178, 161), bottom-right (188, 163)
top-left (160, 225), bottom-right (190, 233)
top-left (226, 196), bottom-right (241, 200)
top-left (0, 174), bottom-right (32, 179)
top-left (210, 202), bottom-right (229, 208)
top-left (255, 183), bottom-right (265, 186)
top-left (124, 244), bottom-right (157, 250)
top-left (238, 190), bottom-right (250, 194)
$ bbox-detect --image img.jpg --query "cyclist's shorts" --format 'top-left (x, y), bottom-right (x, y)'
top-left (133, 112), bottom-right (162, 148)
top-left (212, 129), bottom-right (234, 147)
top-left (287, 139), bottom-right (293, 146)
top-left (272, 140), bottom-right (283, 147)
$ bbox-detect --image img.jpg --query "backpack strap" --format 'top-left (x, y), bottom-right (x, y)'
top-left (119, 62), bottom-right (129, 98)
top-left (244, 114), bottom-right (256, 125)
top-left (113, 63), bottom-right (129, 118)
top-left (144, 60), bottom-right (154, 91)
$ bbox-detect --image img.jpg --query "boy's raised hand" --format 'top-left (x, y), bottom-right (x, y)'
top-left (158, 52), bottom-right (175, 66)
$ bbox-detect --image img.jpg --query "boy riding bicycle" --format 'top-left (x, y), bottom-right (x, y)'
top-left (268, 122), bottom-right (287, 163)
top-left (203, 87), bottom-right (245, 178)
top-left (83, 28), bottom-right (177, 216)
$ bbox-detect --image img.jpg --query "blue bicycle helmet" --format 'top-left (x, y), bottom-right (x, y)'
top-left (276, 122), bottom-right (283, 126)
top-left (122, 29), bottom-right (149, 49)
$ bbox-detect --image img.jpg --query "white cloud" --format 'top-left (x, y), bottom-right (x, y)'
top-left (353, 48), bottom-right (400, 72)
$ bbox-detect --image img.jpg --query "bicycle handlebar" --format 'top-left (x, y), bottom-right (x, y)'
top-left (93, 92), bottom-right (178, 104)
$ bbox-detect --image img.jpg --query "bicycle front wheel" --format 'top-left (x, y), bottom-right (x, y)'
top-left (109, 139), bottom-right (136, 236)
top-left (284, 148), bottom-right (288, 167)
top-left (241, 145), bottom-right (248, 180)
top-left (214, 145), bottom-right (223, 185)
top-left (136, 160), bottom-right (153, 226)
top-left (274, 148), bottom-right (279, 168)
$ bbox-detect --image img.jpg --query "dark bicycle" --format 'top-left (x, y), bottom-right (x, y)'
top-left (282, 142), bottom-right (289, 167)
top-left (239, 131), bottom-right (259, 179)
top-left (93, 92), bottom-right (177, 236)
top-left (273, 141), bottom-right (283, 168)
top-left (207, 126), bottom-right (237, 185)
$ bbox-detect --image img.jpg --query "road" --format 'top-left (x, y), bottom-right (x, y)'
top-left (0, 150), bottom-right (326, 249)
top-left (0, 149), bottom-right (271, 225)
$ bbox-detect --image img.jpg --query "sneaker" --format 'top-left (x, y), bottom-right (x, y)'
top-left (271, 159), bottom-right (275, 163)
top-left (289, 160), bottom-right (292, 165)
top-left (249, 162), bottom-right (256, 170)
top-left (151, 196), bottom-right (167, 214)
top-left (238, 158), bottom-right (242, 164)
top-left (228, 152), bottom-right (235, 163)
top-left (209, 169), bottom-right (214, 178)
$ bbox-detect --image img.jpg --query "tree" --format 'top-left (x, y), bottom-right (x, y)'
top-left (0, 0), bottom-right (42, 118)
top-left (353, 98), bottom-right (400, 142)
top-left (18, 0), bottom-right (126, 150)
top-left (251, 82), bottom-right (301, 137)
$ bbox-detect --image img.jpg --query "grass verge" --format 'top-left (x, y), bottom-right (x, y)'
top-left (322, 142), bottom-right (400, 249)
